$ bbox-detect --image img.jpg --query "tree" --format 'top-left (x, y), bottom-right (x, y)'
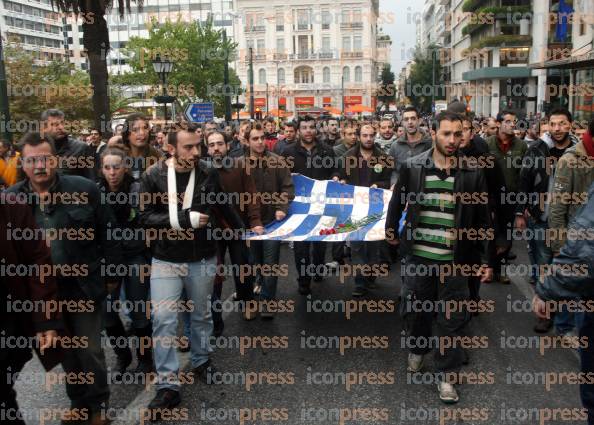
top-left (121, 18), bottom-right (241, 118)
top-left (377, 64), bottom-right (396, 112)
top-left (407, 43), bottom-right (446, 113)
top-left (5, 42), bottom-right (134, 138)
top-left (51, 0), bottom-right (144, 134)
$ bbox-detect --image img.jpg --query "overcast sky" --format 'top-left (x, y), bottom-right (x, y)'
top-left (379, 0), bottom-right (423, 75)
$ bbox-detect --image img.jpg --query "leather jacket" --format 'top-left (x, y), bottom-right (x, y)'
top-left (385, 149), bottom-right (493, 266)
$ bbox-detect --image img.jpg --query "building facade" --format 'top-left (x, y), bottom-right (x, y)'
top-left (1, 0), bottom-right (66, 65)
top-left (234, 0), bottom-right (388, 116)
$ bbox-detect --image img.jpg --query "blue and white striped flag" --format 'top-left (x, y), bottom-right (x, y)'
top-left (246, 174), bottom-right (404, 242)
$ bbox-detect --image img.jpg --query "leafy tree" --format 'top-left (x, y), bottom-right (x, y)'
top-left (122, 18), bottom-right (241, 117)
top-left (51, 0), bottom-right (144, 134)
top-left (407, 43), bottom-right (446, 113)
top-left (377, 64), bottom-right (396, 112)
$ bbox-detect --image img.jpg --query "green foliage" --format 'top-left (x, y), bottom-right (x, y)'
top-left (470, 35), bottom-right (532, 49)
top-left (120, 18), bottom-right (242, 117)
top-left (377, 64), bottom-right (395, 111)
top-left (407, 44), bottom-right (446, 113)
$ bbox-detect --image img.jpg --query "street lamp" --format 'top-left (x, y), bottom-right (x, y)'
top-left (152, 54), bottom-right (176, 123)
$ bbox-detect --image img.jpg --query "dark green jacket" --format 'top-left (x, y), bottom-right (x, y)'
top-left (6, 174), bottom-right (122, 302)
top-left (485, 135), bottom-right (527, 193)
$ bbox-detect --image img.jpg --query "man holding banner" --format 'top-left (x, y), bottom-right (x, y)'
top-left (385, 111), bottom-right (493, 404)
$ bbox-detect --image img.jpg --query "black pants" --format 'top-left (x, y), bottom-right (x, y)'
top-left (580, 311), bottom-right (594, 424)
top-left (294, 241), bottom-right (326, 284)
top-left (216, 238), bottom-right (254, 301)
top-left (400, 256), bottom-right (471, 373)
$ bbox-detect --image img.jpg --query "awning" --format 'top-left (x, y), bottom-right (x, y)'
top-left (529, 48), bottom-right (594, 70)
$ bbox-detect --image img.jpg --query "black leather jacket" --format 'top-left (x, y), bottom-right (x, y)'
top-left (138, 160), bottom-right (241, 263)
top-left (385, 149), bottom-right (493, 267)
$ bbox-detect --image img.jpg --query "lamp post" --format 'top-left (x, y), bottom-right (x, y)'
top-left (152, 54), bottom-right (175, 123)
top-left (430, 44), bottom-right (442, 116)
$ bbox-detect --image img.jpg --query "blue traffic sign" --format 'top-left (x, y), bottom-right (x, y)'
top-left (185, 103), bottom-right (214, 123)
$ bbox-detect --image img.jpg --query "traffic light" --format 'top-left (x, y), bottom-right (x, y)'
top-left (255, 108), bottom-right (262, 120)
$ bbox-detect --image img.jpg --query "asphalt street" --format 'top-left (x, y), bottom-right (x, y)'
top-left (15, 241), bottom-right (585, 425)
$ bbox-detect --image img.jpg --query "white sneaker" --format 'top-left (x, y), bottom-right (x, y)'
top-left (407, 353), bottom-right (424, 372)
top-left (437, 381), bottom-right (459, 404)
top-left (325, 261), bottom-right (340, 270)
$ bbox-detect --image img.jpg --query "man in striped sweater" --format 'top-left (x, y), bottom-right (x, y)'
top-left (386, 111), bottom-right (493, 404)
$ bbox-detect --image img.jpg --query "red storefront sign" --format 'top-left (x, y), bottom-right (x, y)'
top-left (254, 98), bottom-right (266, 107)
top-left (295, 96), bottom-right (315, 109)
top-left (323, 97), bottom-right (332, 107)
top-left (343, 96), bottom-right (362, 106)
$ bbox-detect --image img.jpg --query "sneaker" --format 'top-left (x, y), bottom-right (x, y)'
top-left (352, 287), bottom-right (368, 297)
top-left (533, 318), bottom-right (553, 333)
top-left (260, 302), bottom-right (275, 320)
top-left (326, 261), bottom-right (340, 270)
top-left (407, 353), bottom-right (424, 373)
top-left (192, 360), bottom-right (215, 384)
top-left (147, 389), bottom-right (181, 417)
top-left (437, 381), bottom-right (459, 404)
top-left (253, 285), bottom-right (262, 295)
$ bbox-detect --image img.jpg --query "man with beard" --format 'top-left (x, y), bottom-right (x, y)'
top-left (6, 132), bottom-right (121, 425)
top-left (458, 115), bottom-right (505, 302)
top-left (396, 124), bottom-right (405, 139)
top-left (282, 115), bottom-right (336, 295)
top-left (206, 131), bottom-right (263, 323)
top-left (338, 124), bottom-right (392, 296)
top-left (139, 128), bottom-right (228, 413)
top-left (375, 118), bottom-right (397, 154)
top-left (245, 123), bottom-right (295, 318)
top-left (333, 120), bottom-right (359, 158)
top-left (40, 109), bottom-right (95, 180)
top-left (321, 118), bottom-right (341, 147)
top-left (546, 112), bottom-right (594, 338)
top-left (273, 121), bottom-right (298, 155)
top-left (388, 106), bottom-right (432, 187)
top-left (88, 128), bottom-right (107, 176)
top-left (385, 112), bottom-right (492, 404)
top-left (486, 110), bottom-right (527, 284)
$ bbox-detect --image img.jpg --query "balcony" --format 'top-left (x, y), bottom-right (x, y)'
top-left (470, 35), bottom-right (532, 49)
top-left (294, 24), bottom-right (312, 31)
top-left (318, 52), bottom-right (335, 59)
top-left (341, 51), bottom-right (364, 59)
top-left (341, 22), bottom-right (364, 30)
top-left (243, 53), bottom-right (267, 61)
top-left (245, 25), bottom-right (265, 33)
top-left (273, 53), bottom-right (288, 60)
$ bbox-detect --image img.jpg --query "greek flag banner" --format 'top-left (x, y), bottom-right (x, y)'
top-left (246, 174), bottom-right (405, 242)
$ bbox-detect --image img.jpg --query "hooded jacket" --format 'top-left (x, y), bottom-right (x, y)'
top-left (388, 132), bottom-right (433, 186)
top-left (549, 141), bottom-right (594, 253)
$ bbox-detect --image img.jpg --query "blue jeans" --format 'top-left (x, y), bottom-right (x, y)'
top-left (351, 241), bottom-right (379, 290)
top-left (250, 240), bottom-right (281, 300)
top-left (150, 257), bottom-right (216, 391)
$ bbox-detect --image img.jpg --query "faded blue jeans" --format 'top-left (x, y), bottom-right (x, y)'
top-left (250, 240), bottom-right (282, 300)
top-left (150, 257), bottom-right (216, 391)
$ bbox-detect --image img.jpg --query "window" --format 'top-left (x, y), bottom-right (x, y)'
top-left (297, 9), bottom-right (310, 30)
top-left (342, 36), bottom-right (351, 52)
top-left (294, 66), bottom-right (314, 84)
top-left (353, 9), bottom-right (362, 23)
top-left (342, 66), bottom-right (350, 82)
top-left (276, 37), bottom-right (285, 53)
top-left (276, 11), bottom-right (284, 31)
top-left (322, 10), bottom-right (331, 30)
top-left (353, 35), bottom-right (362, 50)
top-left (355, 66), bottom-right (362, 82)
top-left (258, 68), bottom-right (266, 84)
top-left (257, 39), bottom-right (265, 52)
top-left (322, 36), bottom-right (331, 52)
top-left (323, 66), bottom-right (331, 83)
top-left (342, 9), bottom-right (351, 23)
top-left (278, 68), bottom-right (285, 84)
top-left (247, 39), bottom-right (255, 50)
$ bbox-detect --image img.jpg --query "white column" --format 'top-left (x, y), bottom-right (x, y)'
top-left (491, 79), bottom-right (499, 116)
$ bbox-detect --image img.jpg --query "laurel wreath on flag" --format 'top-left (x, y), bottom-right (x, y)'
top-left (319, 213), bottom-right (384, 236)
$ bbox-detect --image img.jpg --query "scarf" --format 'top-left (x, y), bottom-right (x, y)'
top-left (582, 131), bottom-right (594, 159)
top-left (167, 158), bottom-right (196, 230)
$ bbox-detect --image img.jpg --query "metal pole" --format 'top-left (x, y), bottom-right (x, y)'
top-left (266, 83), bottom-right (269, 116)
top-left (162, 73), bottom-right (168, 123)
top-left (249, 47), bottom-right (255, 119)
top-left (0, 36), bottom-right (12, 142)
top-left (341, 75), bottom-right (345, 117)
top-left (223, 29), bottom-right (232, 122)
top-left (236, 94), bottom-right (240, 121)
top-left (431, 48), bottom-right (436, 115)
